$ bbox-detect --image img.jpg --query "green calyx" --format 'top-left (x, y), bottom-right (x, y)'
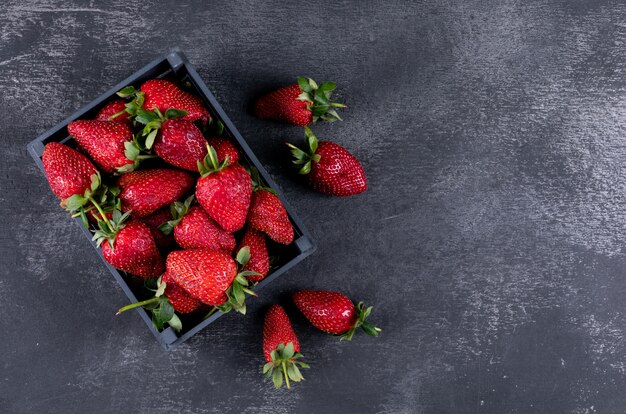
top-left (111, 85), bottom-right (172, 173)
top-left (215, 246), bottom-right (260, 315)
top-left (203, 117), bottom-right (225, 136)
top-left (116, 276), bottom-right (182, 332)
top-left (287, 127), bottom-right (322, 175)
top-left (340, 301), bottom-right (382, 341)
top-left (159, 194), bottom-right (195, 235)
top-left (296, 76), bottom-right (346, 123)
top-left (247, 166), bottom-right (277, 194)
top-left (117, 133), bottom-right (159, 174)
top-left (112, 85), bottom-right (145, 120)
top-left (91, 208), bottom-right (131, 251)
top-left (262, 342), bottom-right (310, 389)
top-left (65, 173), bottom-right (121, 230)
top-left (61, 172), bottom-right (102, 212)
top-left (134, 106), bottom-right (188, 151)
top-left (114, 107), bottom-right (186, 174)
top-left (197, 144), bottom-right (230, 177)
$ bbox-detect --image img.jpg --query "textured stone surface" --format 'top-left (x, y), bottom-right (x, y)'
top-left (2, 1), bottom-right (626, 413)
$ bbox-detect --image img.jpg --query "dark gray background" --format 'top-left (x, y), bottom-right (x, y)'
top-left (1, 1), bottom-right (625, 413)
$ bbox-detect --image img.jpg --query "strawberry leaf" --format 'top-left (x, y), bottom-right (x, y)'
top-left (319, 81), bottom-right (336, 93)
top-left (216, 120), bottom-right (225, 136)
top-left (284, 342), bottom-right (295, 359)
top-left (297, 76), bottom-right (312, 93)
top-left (90, 173), bottom-right (101, 192)
top-left (158, 221), bottom-right (175, 235)
top-left (236, 246), bottom-right (251, 266)
top-left (79, 209), bottom-right (89, 228)
top-left (155, 278), bottom-right (166, 297)
top-left (167, 313), bottom-right (182, 332)
top-left (272, 368), bottom-right (283, 388)
top-left (116, 86), bottom-right (137, 98)
top-left (164, 108), bottom-right (188, 119)
top-left (152, 297), bottom-right (174, 330)
top-left (64, 194), bottom-right (87, 211)
top-left (298, 161), bottom-right (311, 175)
top-left (135, 109), bottom-right (159, 125)
top-left (124, 141), bottom-right (140, 161)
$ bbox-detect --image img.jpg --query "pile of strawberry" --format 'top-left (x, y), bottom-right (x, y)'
top-left (40, 75), bottom-right (378, 389)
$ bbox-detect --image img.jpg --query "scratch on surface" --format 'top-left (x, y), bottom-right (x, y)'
top-left (0, 54), bottom-right (31, 67)
top-left (382, 213), bottom-right (405, 221)
top-left (10, 7), bottom-right (118, 15)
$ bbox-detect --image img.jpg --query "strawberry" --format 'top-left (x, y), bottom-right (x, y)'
top-left (288, 127), bottom-right (367, 196)
top-left (134, 108), bottom-right (208, 171)
top-left (96, 99), bottom-right (132, 125)
top-left (292, 290), bottom-right (381, 340)
top-left (237, 229), bottom-right (269, 282)
top-left (159, 195), bottom-right (235, 252)
top-left (164, 247), bottom-right (258, 313)
top-left (140, 79), bottom-right (210, 124)
top-left (41, 142), bottom-right (98, 200)
top-left (155, 118), bottom-right (208, 171)
top-left (254, 77), bottom-right (345, 126)
top-left (206, 136), bottom-right (239, 166)
top-left (164, 282), bottom-right (202, 314)
top-left (140, 208), bottom-right (175, 249)
top-left (116, 168), bottom-right (194, 217)
top-left (94, 211), bottom-right (165, 279)
top-left (67, 120), bottom-right (138, 173)
top-left (196, 146), bottom-right (252, 232)
top-left (248, 189), bottom-right (294, 245)
top-left (116, 277), bottom-right (200, 332)
top-left (40, 142), bottom-right (114, 230)
top-left (262, 304), bottom-right (309, 389)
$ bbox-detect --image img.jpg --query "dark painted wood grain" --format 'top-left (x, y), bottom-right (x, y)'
top-left (1, 1), bottom-right (625, 413)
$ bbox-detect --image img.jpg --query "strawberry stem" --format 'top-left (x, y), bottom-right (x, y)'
top-left (136, 154), bottom-right (159, 160)
top-left (72, 205), bottom-right (95, 218)
top-left (203, 307), bottom-right (219, 320)
top-left (340, 301), bottom-right (381, 341)
top-left (282, 362), bottom-right (291, 389)
top-left (109, 109), bottom-right (126, 120)
top-left (88, 196), bottom-right (113, 233)
top-left (116, 296), bottom-right (160, 315)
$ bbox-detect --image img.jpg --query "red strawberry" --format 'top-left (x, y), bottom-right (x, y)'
top-left (67, 120), bottom-right (137, 173)
top-left (140, 208), bottom-right (175, 249)
top-left (164, 282), bottom-right (201, 314)
top-left (165, 248), bottom-right (257, 313)
top-left (254, 77), bottom-right (345, 126)
top-left (141, 79), bottom-right (210, 124)
top-left (160, 196), bottom-right (235, 251)
top-left (41, 142), bottom-right (98, 200)
top-left (292, 290), bottom-right (381, 340)
top-left (133, 107), bottom-right (208, 171)
top-left (262, 304), bottom-right (309, 389)
top-left (248, 189), bottom-right (294, 245)
top-left (96, 99), bottom-right (132, 125)
top-left (154, 118), bottom-right (208, 171)
top-left (95, 215), bottom-right (165, 279)
top-left (206, 136), bottom-right (240, 166)
top-left (196, 146), bottom-right (252, 232)
top-left (237, 229), bottom-right (269, 282)
top-left (116, 168), bottom-right (194, 217)
top-left (288, 127), bottom-right (367, 196)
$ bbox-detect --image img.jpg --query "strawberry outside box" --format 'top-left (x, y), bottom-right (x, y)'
top-left (26, 48), bottom-right (316, 351)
